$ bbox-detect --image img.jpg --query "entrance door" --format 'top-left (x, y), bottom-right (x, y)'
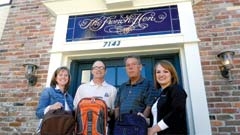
top-left (69, 53), bottom-right (181, 97)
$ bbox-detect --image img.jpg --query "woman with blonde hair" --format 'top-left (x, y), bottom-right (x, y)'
top-left (148, 60), bottom-right (187, 135)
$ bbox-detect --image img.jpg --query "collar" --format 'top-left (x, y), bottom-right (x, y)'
top-left (126, 76), bottom-right (144, 86)
top-left (56, 85), bottom-right (60, 90)
top-left (90, 80), bottom-right (107, 86)
top-left (54, 85), bottom-right (65, 94)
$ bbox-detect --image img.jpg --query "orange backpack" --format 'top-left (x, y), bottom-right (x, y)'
top-left (75, 97), bottom-right (108, 135)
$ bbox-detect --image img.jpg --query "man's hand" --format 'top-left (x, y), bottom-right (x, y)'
top-left (137, 112), bottom-right (150, 125)
top-left (114, 107), bottom-right (120, 120)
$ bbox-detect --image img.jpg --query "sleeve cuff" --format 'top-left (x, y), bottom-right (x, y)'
top-left (157, 120), bottom-right (169, 131)
top-left (44, 106), bottom-right (51, 114)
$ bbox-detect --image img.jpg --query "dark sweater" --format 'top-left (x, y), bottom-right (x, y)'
top-left (152, 84), bottom-right (188, 135)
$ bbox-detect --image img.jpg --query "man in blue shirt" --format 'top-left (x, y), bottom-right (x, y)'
top-left (114, 55), bottom-right (154, 119)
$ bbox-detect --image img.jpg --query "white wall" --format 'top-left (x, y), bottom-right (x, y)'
top-left (0, 0), bottom-right (11, 5)
top-left (0, 5), bottom-right (10, 40)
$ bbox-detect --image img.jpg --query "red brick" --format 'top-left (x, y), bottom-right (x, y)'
top-left (9, 122), bottom-right (21, 127)
top-left (211, 120), bottom-right (224, 126)
top-left (215, 103), bottom-right (231, 107)
top-left (222, 108), bottom-right (238, 113)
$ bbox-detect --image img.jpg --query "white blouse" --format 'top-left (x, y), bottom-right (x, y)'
top-left (151, 98), bottom-right (169, 134)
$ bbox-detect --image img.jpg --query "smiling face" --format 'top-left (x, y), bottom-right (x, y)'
top-left (56, 69), bottom-right (69, 89)
top-left (155, 64), bottom-right (172, 89)
top-left (91, 61), bottom-right (106, 79)
top-left (154, 60), bottom-right (179, 90)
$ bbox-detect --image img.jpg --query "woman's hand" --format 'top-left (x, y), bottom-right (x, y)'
top-left (148, 125), bottom-right (161, 135)
top-left (49, 102), bottom-right (63, 110)
top-left (148, 127), bottom-right (155, 135)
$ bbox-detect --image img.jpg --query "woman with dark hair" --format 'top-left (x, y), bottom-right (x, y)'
top-left (36, 66), bottom-right (74, 119)
top-left (148, 60), bottom-right (187, 135)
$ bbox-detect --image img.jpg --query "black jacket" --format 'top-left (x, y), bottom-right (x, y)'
top-left (152, 84), bottom-right (187, 135)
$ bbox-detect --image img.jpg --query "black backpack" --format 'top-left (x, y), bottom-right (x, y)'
top-left (113, 113), bottom-right (148, 135)
top-left (40, 109), bottom-right (75, 135)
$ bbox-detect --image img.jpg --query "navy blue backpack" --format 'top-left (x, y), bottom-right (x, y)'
top-left (113, 113), bottom-right (148, 135)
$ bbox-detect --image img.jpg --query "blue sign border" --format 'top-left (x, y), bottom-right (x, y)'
top-left (66, 5), bottom-right (180, 42)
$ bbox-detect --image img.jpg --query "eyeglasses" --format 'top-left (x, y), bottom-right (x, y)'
top-left (92, 66), bottom-right (105, 70)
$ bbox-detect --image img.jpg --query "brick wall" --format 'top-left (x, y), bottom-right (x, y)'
top-left (0, 0), bottom-right (54, 134)
top-left (193, 0), bottom-right (240, 135)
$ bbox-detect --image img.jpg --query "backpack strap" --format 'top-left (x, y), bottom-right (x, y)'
top-left (97, 110), bottom-right (104, 134)
top-left (87, 111), bottom-right (92, 135)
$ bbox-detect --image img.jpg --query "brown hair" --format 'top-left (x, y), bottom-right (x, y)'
top-left (154, 60), bottom-right (179, 89)
top-left (50, 66), bottom-right (71, 92)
